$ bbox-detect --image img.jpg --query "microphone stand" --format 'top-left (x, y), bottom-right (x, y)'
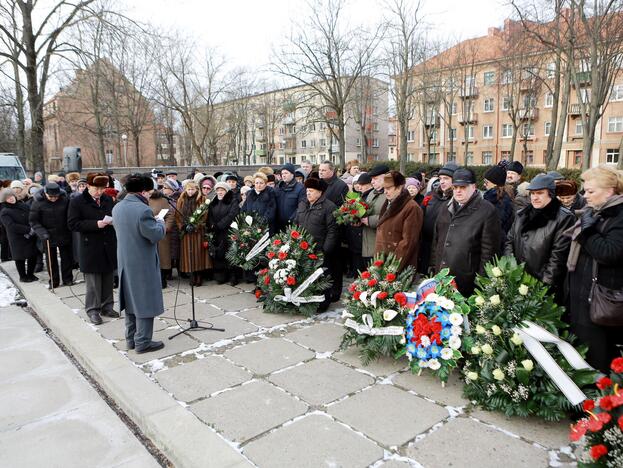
top-left (163, 194), bottom-right (225, 340)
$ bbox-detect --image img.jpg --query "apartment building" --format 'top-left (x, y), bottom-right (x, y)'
top-left (405, 18), bottom-right (623, 169)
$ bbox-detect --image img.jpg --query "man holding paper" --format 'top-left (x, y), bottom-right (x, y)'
top-left (68, 173), bottom-right (117, 324)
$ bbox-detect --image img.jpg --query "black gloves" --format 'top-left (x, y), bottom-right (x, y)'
top-left (185, 224), bottom-right (196, 234)
top-left (580, 210), bottom-right (599, 231)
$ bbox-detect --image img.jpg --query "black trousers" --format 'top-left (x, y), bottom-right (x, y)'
top-left (324, 250), bottom-right (343, 302)
top-left (45, 242), bottom-right (74, 285)
top-left (15, 255), bottom-right (37, 279)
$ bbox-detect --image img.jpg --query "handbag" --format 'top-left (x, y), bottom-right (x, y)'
top-left (588, 259), bottom-right (623, 327)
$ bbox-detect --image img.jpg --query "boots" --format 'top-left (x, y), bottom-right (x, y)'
top-left (160, 270), bottom-right (168, 289)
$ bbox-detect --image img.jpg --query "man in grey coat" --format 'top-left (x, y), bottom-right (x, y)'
top-left (361, 164), bottom-right (389, 264)
top-left (113, 174), bottom-right (166, 354)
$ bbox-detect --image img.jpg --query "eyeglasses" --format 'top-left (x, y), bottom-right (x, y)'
top-left (201, 186), bottom-right (211, 191)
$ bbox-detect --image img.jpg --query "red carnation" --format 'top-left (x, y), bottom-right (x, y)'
top-left (300, 241), bottom-right (309, 250)
top-left (291, 230), bottom-right (301, 239)
top-left (202, 241), bottom-right (209, 249)
top-left (286, 276), bottom-right (296, 286)
top-left (394, 292), bottom-right (407, 306)
top-left (618, 415), bottom-right (623, 431)
top-left (231, 235), bottom-right (238, 241)
top-left (611, 356), bottom-right (623, 373)
top-left (587, 417), bottom-right (604, 432)
top-left (273, 239), bottom-right (282, 246)
top-left (377, 291), bottom-right (388, 300)
top-left (348, 199), bottom-right (356, 204)
top-left (597, 412), bottom-right (612, 424)
top-left (255, 289), bottom-right (262, 299)
top-left (341, 206), bottom-right (348, 212)
top-left (583, 399), bottom-right (595, 412)
top-left (263, 275), bottom-right (270, 285)
top-left (350, 209), bottom-right (358, 215)
top-left (353, 291), bottom-right (361, 300)
top-left (259, 268), bottom-right (269, 275)
top-left (385, 273), bottom-right (396, 282)
top-left (308, 254), bottom-right (318, 260)
top-left (368, 279), bottom-right (377, 287)
top-left (596, 376), bottom-right (613, 390)
top-left (348, 283), bottom-right (356, 292)
top-left (374, 260), bottom-right (384, 267)
top-left (361, 271), bottom-right (371, 279)
top-left (590, 444), bottom-right (608, 461)
top-left (278, 252), bottom-right (287, 260)
top-left (267, 251), bottom-right (276, 259)
top-left (599, 396), bottom-right (614, 411)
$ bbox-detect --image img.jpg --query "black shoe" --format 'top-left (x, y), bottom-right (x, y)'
top-left (229, 277), bottom-right (239, 286)
top-left (26, 274), bottom-right (38, 281)
top-left (101, 310), bottom-right (120, 318)
top-left (63, 281), bottom-right (75, 287)
top-left (87, 312), bottom-right (103, 325)
top-left (126, 340), bottom-right (135, 350)
top-left (113, 276), bottom-right (119, 289)
top-left (34, 264), bottom-right (43, 273)
top-left (49, 281), bottom-right (60, 289)
top-left (19, 276), bottom-right (33, 283)
top-left (135, 341), bottom-right (165, 354)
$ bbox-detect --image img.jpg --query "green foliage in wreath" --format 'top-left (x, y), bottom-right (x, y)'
top-left (225, 212), bottom-right (269, 270)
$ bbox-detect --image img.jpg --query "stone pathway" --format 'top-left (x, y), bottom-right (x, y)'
top-left (28, 270), bottom-right (577, 467)
top-left (0, 301), bottom-right (160, 468)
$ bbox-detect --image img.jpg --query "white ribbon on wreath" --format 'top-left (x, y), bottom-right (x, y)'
top-left (244, 232), bottom-right (271, 262)
top-left (512, 320), bottom-right (593, 406)
top-left (274, 267), bottom-right (326, 306)
top-left (344, 313), bottom-right (404, 336)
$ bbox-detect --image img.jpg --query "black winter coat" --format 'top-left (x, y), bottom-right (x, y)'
top-left (484, 188), bottom-right (515, 251)
top-left (206, 190), bottom-right (239, 262)
top-left (323, 175), bottom-right (348, 207)
top-left (242, 187), bottom-right (277, 235)
top-left (29, 189), bottom-right (72, 247)
top-left (275, 180), bottom-right (305, 231)
top-left (419, 188), bottom-right (452, 273)
top-left (504, 198), bottom-right (575, 289)
top-left (67, 191), bottom-right (117, 273)
top-left (295, 195), bottom-right (339, 254)
top-left (431, 192), bottom-right (501, 296)
top-left (0, 202), bottom-right (37, 260)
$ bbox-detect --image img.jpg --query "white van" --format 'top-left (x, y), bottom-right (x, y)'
top-left (0, 153), bottom-right (27, 180)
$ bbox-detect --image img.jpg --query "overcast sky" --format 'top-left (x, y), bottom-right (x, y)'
top-left (125, 0), bottom-right (510, 73)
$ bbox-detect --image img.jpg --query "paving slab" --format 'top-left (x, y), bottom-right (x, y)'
top-left (193, 283), bottom-right (242, 300)
top-left (155, 355), bottom-right (252, 402)
top-left (393, 370), bottom-right (470, 407)
top-left (285, 322), bottom-right (345, 353)
top-left (378, 460), bottom-right (414, 468)
top-left (210, 292), bottom-right (260, 311)
top-left (189, 314), bottom-right (258, 344)
top-left (237, 307), bottom-right (305, 328)
top-left (61, 296), bottom-right (85, 310)
top-left (0, 340), bottom-right (72, 382)
top-left (162, 301), bottom-right (225, 322)
top-left (333, 346), bottom-right (408, 376)
top-left (191, 380), bottom-right (308, 443)
top-left (243, 413), bottom-right (384, 468)
top-left (96, 317), bottom-right (169, 341)
top-left (162, 290), bottom-right (191, 308)
top-left (328, 384), bottom-right (448, 447)
top-left (114, 327), bottom-right (199, 364)
top-left (406, 417), bottom-right (549, 468)
top-left (224, 338), bottom-right (315, 375)
top-left (470, 409), bottom-right (572, 449)
top-left (269, 358), bottom-right (374, 406)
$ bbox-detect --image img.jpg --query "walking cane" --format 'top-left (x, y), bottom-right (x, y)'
top-left (46, 238), bottom-right (54, 293)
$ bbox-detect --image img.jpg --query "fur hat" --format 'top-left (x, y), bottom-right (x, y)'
top-left (199, 176), bottom-right (216, 189)
top-left (214, 181), bottom-right (230, 192)
top-left (383, 170), bottom-right (406, 188)
top-left (10, 180), bottom-right (24, 190)
top-left (66, 172), bottom-right (81, 183)
top-left (253, 172), bottom-right (268, 183)
top-left (124, 174), bottom-right (153, 193)
top-left (556, 179), bottom-right (579, 197)
top-left (240, 186), bottom-right (252, 196)
top-left (258, 166), bottom-right (274, 176)
top-left (86, 172), bottom-right (109, 188)
top-left (0, 188), bottom-right (16, 203)
top-left (193, 173), bottom-right (206, 185)
top-left (304, 177), bottom-right (328, 192)
top-left (243, 175), bottom-right (254, 185)
top-left (47, 174), bottom-right (59, 183)
top-left (507, 161), bottom-right (524, 175)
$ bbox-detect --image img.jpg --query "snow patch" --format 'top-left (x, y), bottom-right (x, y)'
top-left (0, 273), bottom-right (17, 306)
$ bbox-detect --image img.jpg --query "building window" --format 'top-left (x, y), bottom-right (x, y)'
top-left (580, 88), bottom-right (590, 103)
top-left (607, 116), bottom-right (623, 132)
top-left (610, 84), bottom-right (623, 101)
top-left (430, 129), bottom-right (437, 143)
top-left (407, 153), bottom-right (414, 162)
top-left (467, 125), bottom-right (475, 140)
top-left (483, 71), bottom-right (495, 85)
top-left (501, 69), bottom-right (513, 84)
top-left (575, 120), bottom-right (584, 135)
top-left (289, 156), bottom-right (297, 164)
top-left (356, 138), bottom-right (361, 147)
top-left (449, 128), bottom-right (457, 141)
top-left (547, 62), bottom-right (556, 78)
top-left (545, 121), bottom-right (552, 136)
top-left (373, 122), bottom-right (379, 131)
top-left (606, 148), bottom-right (620, 164)
top-left (545, 92), bottom-right (554, 108)
top-left (524, 150), bottom-right (534, 164)
top-left (523, 94), bottom-right (537, 108)
top-left (447, 152), bottom-right (456, 162)
top-left (279, 142), bottom-right (285, 149)
top-left (482, 151), bottom-right (493, 165)
top-left (574, 150), bottom-right (583, 166)
top-left (407, 130), bottom-right (415, 142)
top-left (502, 124), bottom-right (513, 138)
top-left (484, 98), bottom-right (494, 112)
top-left (106, 149), bottom-right (113, 165)
top-left (279, 127), bottom-right (285, 135)
top-left (465, 152), bottom-right (474, 165)
top-left (501, 151), bottom-right (511, 161)
top-left (450, 102), bottom-right (457, 115)
top-left (373, 138), bottom-right (379, 148)
top-left (320, 138), bottom-right (326, 147)
top-left (483, 125), bottom-right (493, 139)
top-left (502, 96), bottom-right (511, 111)
top-left (301, 140), bottom-right (307, 148)
top-left (427, 153), bottom-right (438, 164)
top-left (310, 139), bottom-right (316, 147)
top-left (522, 122), bottom-right (535, 137)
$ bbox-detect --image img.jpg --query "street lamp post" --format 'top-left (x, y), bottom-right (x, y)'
top-left (121, 133), bottom-right (128, 168)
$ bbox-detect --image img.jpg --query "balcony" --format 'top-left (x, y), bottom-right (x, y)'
top-left (255, 149), bottom-right (266, 157)
top-left (569, 103), bottom-right (588, 116)
top-left (458, 113), bottom-right (478, 124)
top-left (460, 87), bottom-right (479, 99)
top-left (573, 71), bottom-right (591, 87)
top-left (285, 147), bottom-right (297, 155)
top-left (283, 116), bottom-right (295, 125)
top-left (424, 115), bottom-right (440, 127)
top-left (518, 108), bottom-right (538, 120)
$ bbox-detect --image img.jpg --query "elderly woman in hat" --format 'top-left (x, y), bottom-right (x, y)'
top-left (206, 181), bottom-right (240, 285)
top-left (0, 188), bottom-right (38, 282)
top-left (557, 179), bottom-right (586, 214)
top-left (176, 180), bottom-right (212, 286)
top-left (375, 171), bottom-right (423, 272)
top-left (68, 173), bottom-right (118, 324)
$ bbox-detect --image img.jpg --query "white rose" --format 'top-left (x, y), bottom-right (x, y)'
top-left (440, 348), bottom-right (453, 360)
top-left (481, 343), bottom-right (494, 355)
top-left (475, 296), bottom-right (485, 306)
top-left (476, 325), bottom-right (486, 335)
top-left (230, 221), bottom-right (239, 230)
top-left (245, 215), bottom-right (253, 225)
top-left (510, 334), bottom-right (523, 346)
top-left (428, 359), bottom-right (441, 370)
top-left (383, 309), bottom-right (398, 321)
top-left (420, 335), bottom-right (431, 347)
top-left (491, 325), bottom-right (502, 336)
top-left (449, 336), bottom-right (461, 350)
top-left (518, 284), bottom-right (529, 296)
top-left (492, 267), bottom-right (503, 277)
top-left (279, 244), bottom-right (290, 253)
top-left (521, 359), bottom-right (534, 371)
top-left (489, 295), bottom-right (501, 306)
top-left (467, 371), bottom-right (479, 381)
top-left (492, 368), bottom-right (505, 381)
top-left (426, 293), bottom-right (440, 303)
top-left (444, 299), bottom-right (455, 310)
top-left (470, 345), bottom-right (481, 355)
top-left (399, 336), bottom-right (406, 345)
top-left (418, 360), bottom-right (429, 368)
top-left (449, 313), bottom-right (463, 326)
top-left (451, 325), bottom-right (463, 336)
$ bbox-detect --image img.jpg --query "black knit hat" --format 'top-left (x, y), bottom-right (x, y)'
top-left (304, 177), bottom-right (328, 192)
top-left (438, 162), bottom-right (459, 178)
top-left (484, 165), bottom-right (507, 187)
top-left (357, 173), bottom-right (372, 185)
top-left (368, 164), bottom-right (390, 177)
top-left (507, 161), bottom-right (524, 175)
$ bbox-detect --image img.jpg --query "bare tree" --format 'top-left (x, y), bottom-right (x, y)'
top-left (272, 0), bottom-right (384, 168)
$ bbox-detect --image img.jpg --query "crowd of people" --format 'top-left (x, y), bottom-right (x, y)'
top-left (0, 161), bottom-right (620, 365)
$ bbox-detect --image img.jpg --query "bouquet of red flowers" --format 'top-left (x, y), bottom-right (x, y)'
top-left (333, 192), bottom-right (369, 225)
top-left (569, 357), bottom-right (623, 467)
top-left (257, 226), bottom-right (331, 316)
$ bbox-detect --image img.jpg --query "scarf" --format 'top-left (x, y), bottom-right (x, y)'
top-left (566, 194), bottom-right (623, 271)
